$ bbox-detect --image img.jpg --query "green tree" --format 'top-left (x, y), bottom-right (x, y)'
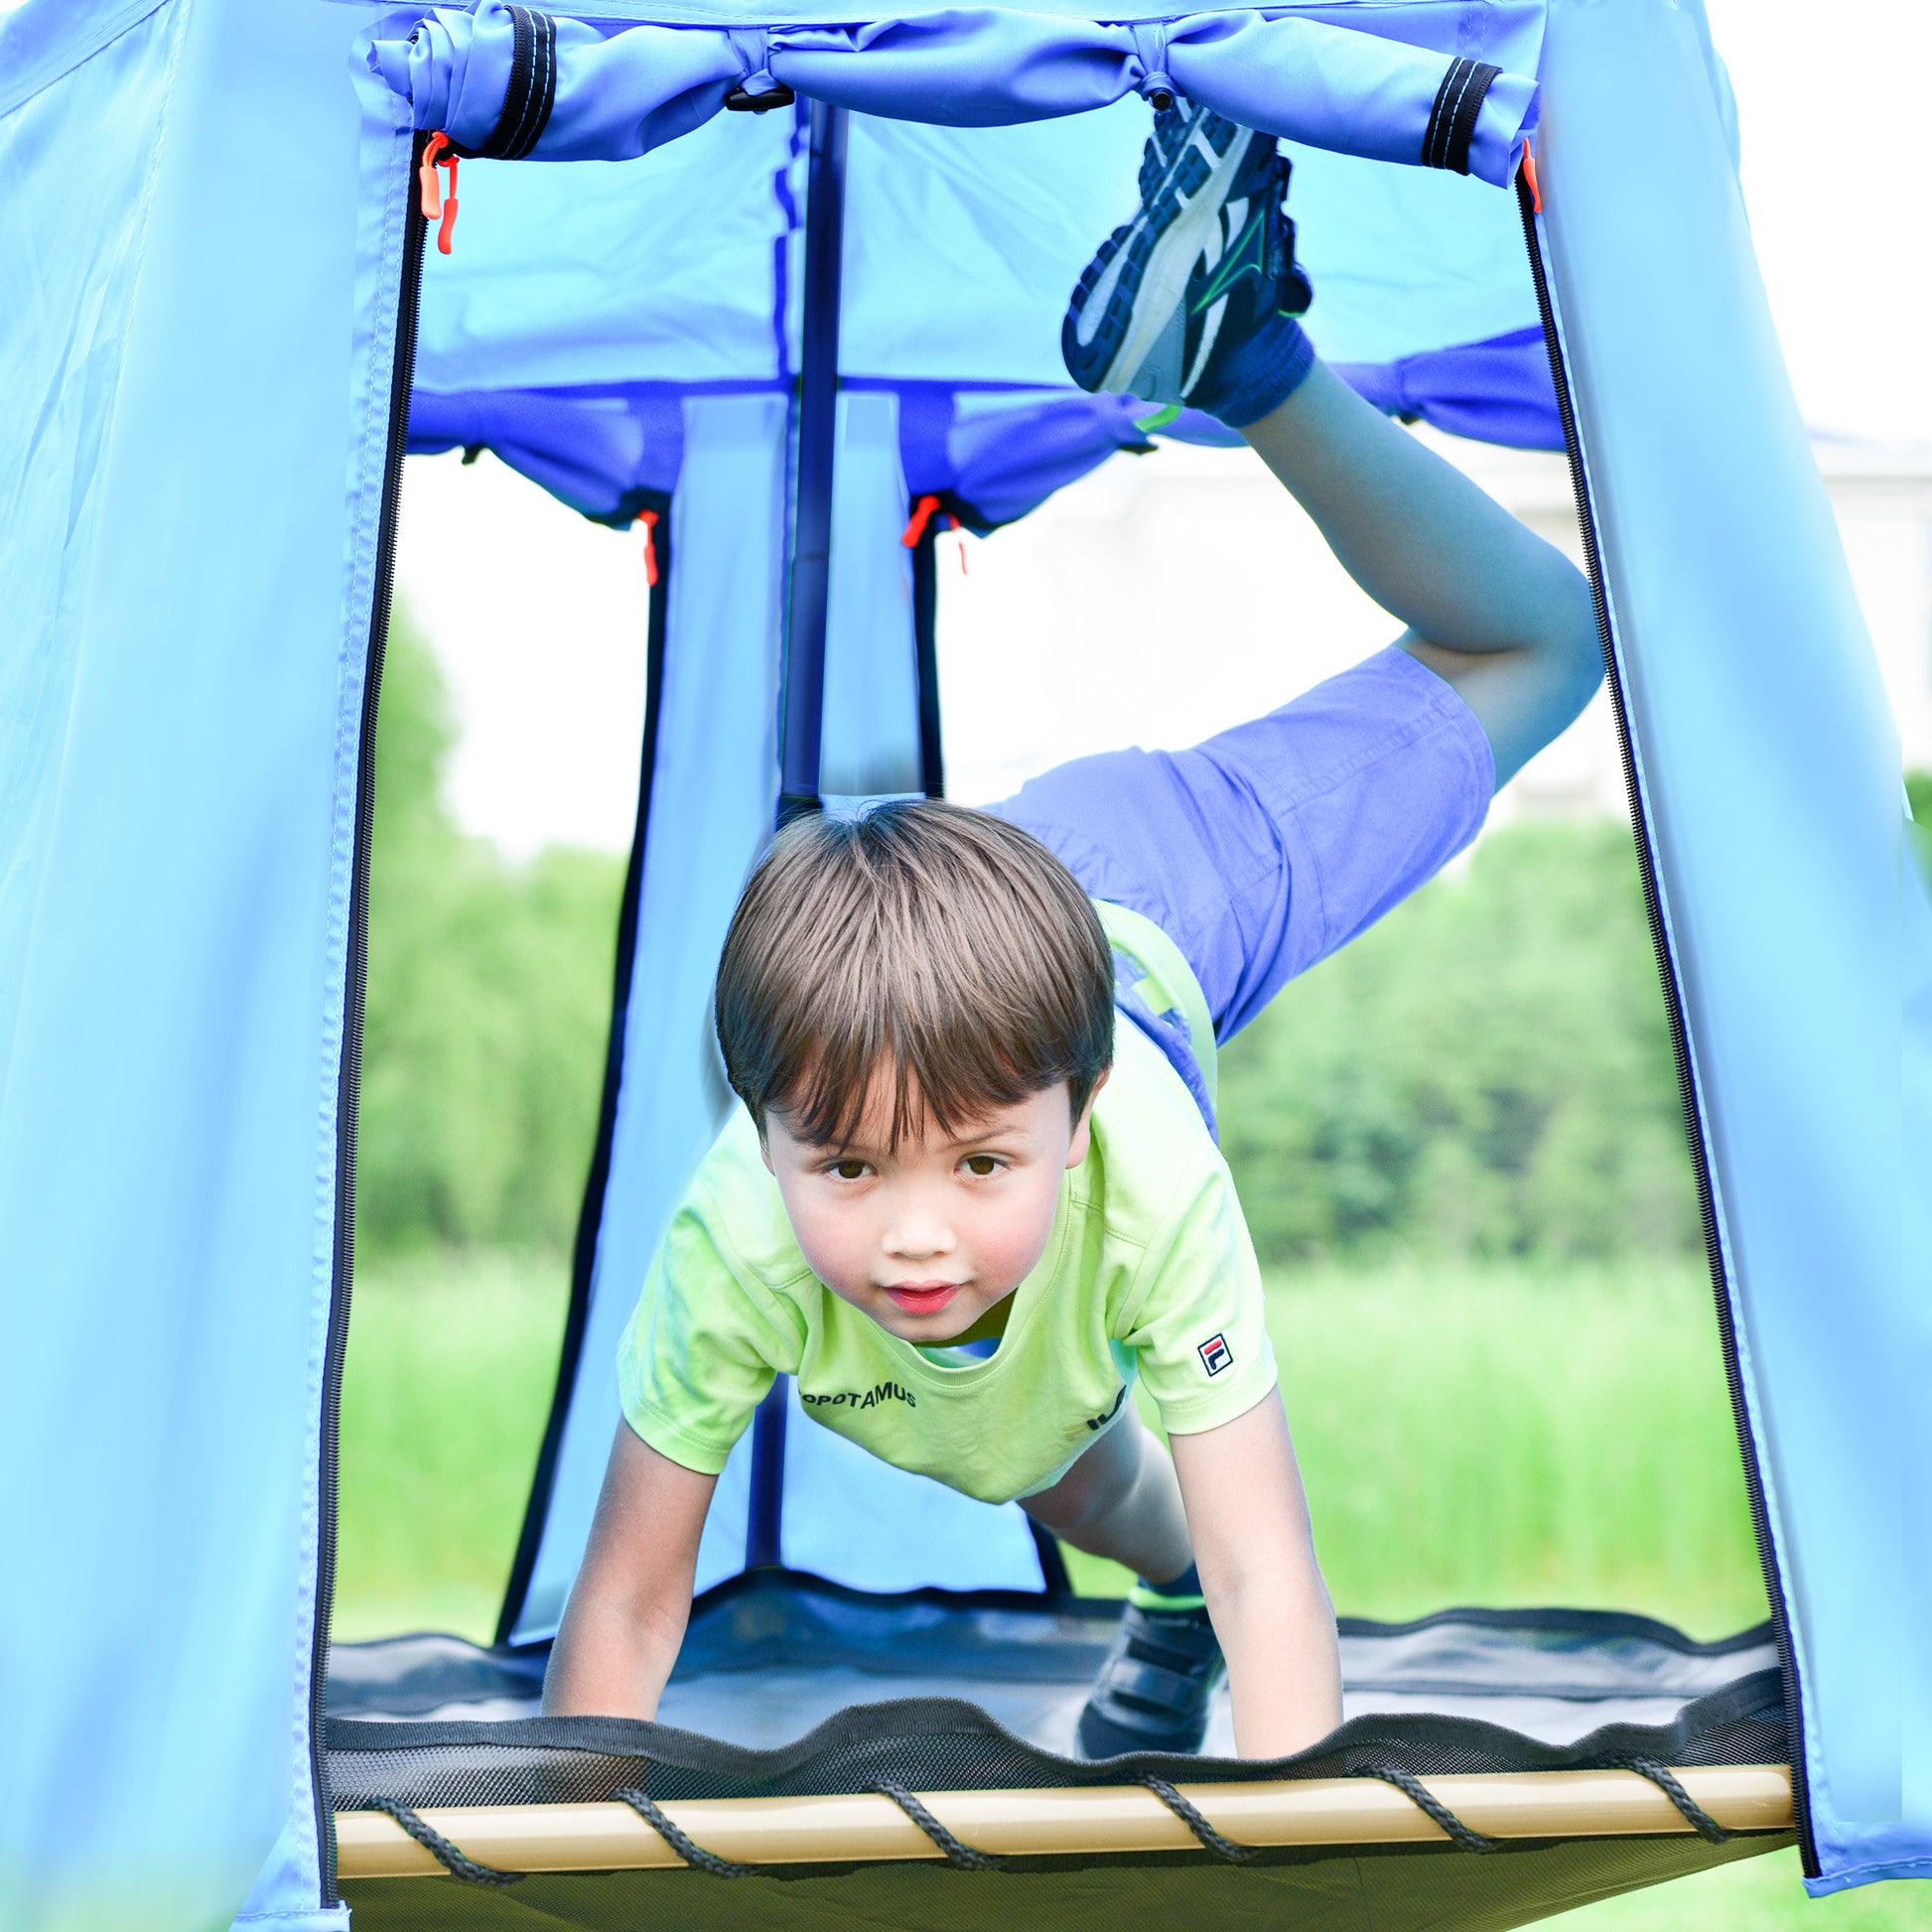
top-left (355, 610), bottom-right (626, 1254)
top-left (1218, 821), bottom-right (1702, 1266)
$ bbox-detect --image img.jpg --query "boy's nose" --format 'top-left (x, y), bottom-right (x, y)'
top-left (884, 1212), bottom-right (954, 1261)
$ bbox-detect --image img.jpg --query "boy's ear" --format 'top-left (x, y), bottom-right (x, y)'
top-left (1065, 1068), bottom-right (1109, 1168)
top-left (758, 1124), bottom-right (775, 1174)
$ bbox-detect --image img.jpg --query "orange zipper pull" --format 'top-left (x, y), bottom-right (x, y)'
top-left (419, 131), bottom-right (459, 253)
top-left (635, 506), bottom-right (660, 587)
top-left (1518, 134), bottom-right (1542, 213)
top-left (900, 493), bottom-right (940, 548)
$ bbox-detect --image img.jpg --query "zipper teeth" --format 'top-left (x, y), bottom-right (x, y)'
top-left (311, 139), bottom-right (432, 1906)
top-left (1514, 175), bottom-right (1815, 1871)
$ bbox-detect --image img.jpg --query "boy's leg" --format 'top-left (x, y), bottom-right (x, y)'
top-left (1023, 1412), bottom-right (1226, 1757)
top-left (1021, 1404), bottom-right (1190, 1582)
top-left (1062, 101), bottom-right (1596, 794)
top-left (1014, 106), bottom-right (1497, 1049)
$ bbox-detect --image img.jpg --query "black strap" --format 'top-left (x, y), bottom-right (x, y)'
top-left (1602, 1755), bottom-right (1735, 1843)
top-left (474, 7), bottom-right (558, 160)
top-left (873, 1782), bottom-right (1007, 1870)
top-left (360, 1797), bottom-right (524, 1887)
top-left (1352, 1767), bottom-right (1498, 1853)
top-left (614, 1786), bottom-right (756, 1877)
top-left (1422, 57), bottom-right (1501, 174)
top-left (1139, 1775), bottom-right (1258, 1863)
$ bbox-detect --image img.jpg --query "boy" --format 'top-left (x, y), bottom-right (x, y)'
top-left (545, 107), bottom-right (1600, 1759)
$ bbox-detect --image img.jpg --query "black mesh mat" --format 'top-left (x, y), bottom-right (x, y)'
top-left (328, 1571), bottom-right (1781, 1749)
top-left (330, 1580), bottom-right (1791, 1930)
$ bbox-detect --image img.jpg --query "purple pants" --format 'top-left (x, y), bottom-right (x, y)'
top-left (993, 646), bottom-right (1494, 1058)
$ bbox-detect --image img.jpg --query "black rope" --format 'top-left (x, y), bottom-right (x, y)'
top-left (614, 1786), bottom-right (756, 1877)
top-left (1352, 1768), bottom-right (1498, 1854)
top-left (1602, 1756), bottom-right (1734, 1843)
top-left (873, 1781), bottom-right (1007, 1870)
top-left (1139, 1774), bottom-right (1259, 1863)
top-left (361, 1797), bottom-right (524, 1887)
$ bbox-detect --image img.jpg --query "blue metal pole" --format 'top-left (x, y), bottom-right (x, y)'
top-left (776, 98), bottom-right (849, 827)
top-left (749, 99), bottom-right (849, 1573)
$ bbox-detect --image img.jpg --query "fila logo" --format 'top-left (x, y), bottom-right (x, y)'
top-left (1198, 1333), bottom-right (1232, 1377)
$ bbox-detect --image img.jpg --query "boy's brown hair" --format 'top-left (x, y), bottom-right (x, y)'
top-left (715, 800), bottom-right (1115, 1149)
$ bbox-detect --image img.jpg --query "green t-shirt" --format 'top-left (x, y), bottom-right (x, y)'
top-left (617, 904), bottom-right (1278, 1505)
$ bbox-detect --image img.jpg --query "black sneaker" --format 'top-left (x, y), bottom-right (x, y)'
top-left (1077, 1599), bottom-right (1225, 1757)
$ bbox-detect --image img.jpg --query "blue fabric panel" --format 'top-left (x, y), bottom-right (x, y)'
top-left (368, 0), bottom-right (1531, 28)
top-left (0, 0), bottom-right (394, 1923)
top-left (375, 4), bottom-right (743, 159)
top-left (936, 388), bottom-right (1238, 522)
top-left (410, 108), bottom-right (795, 392)
top-left (509, 392), bottom-right (789, 1644)
top-left (840, 105), bottom-right (1146, 384)
top-left (779, 1383), bottom-right (1046, 1590)
top-left (372, 3), bottom-right (1539, 185)
top-left (1539, 0), bottom-right (1932, 1891)
top-left (1284, 132), bottom-right (1540, 364)
top-left (409, 384), bottom-right (688, 520)
top-left (1334, 327), bottom-right (1560, 450)
top-left (409, 375), bottom-right (1231, 530)
top-left (820, 391), bottom-right (922, 797)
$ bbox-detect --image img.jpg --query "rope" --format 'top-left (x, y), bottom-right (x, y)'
top-left (614, 1786), bottom-right (756, 1877)
top-left (1138, 1774), bottom-right (1259, 1862)
top-left (361, 1797), bottom-right (524, 1887)
top-left (1602, 1756), bottom-right (1733, 1843)
top-left (873, 1782), bottom-right (1008, 1870)
top-left (1351, 1768), bottom-right (1498, 1854)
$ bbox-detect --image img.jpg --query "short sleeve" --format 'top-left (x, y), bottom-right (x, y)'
top-left (617, 1198), bottom-right (800, 1475)
top-left (1117, 1159), bottom-right (1278, 1437)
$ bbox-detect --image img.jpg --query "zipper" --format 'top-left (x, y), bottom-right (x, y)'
top-left (310, 132), bottom-right (432, 1906)
top-left (1514, 168), bottom-right (1816, 1872)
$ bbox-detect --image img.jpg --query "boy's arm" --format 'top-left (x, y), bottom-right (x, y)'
top-left (1243, 359), bottom-right (1602, 786)
top-left (543, 1422), bottom-right (716, 1719)
top-left (1171, 1392), bottom-right (1341, 1758)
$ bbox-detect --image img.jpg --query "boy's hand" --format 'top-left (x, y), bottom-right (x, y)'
top-left (1172, 1394), bottom-right (1342, 1758)
top-left (543, 1422), bottom-right (716, 1719)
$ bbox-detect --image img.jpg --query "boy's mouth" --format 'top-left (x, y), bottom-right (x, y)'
top-left (883, 1281), bottom-right (961, 1315)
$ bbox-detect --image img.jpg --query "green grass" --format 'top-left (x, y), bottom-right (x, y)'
top-left (331, 1250), bottom-right (1927, 1928)
top-left (1272, 1260), bottom-right (1767, 1634)
top-left (1065, 1260), bottom-right (1768, 1638)
top-left (334, 1248), bottom-right (569, 1643)
top-left (338, 1252), bottom-right (1767, 1640)
top-left (1555, 1849), bottom-right (1919, 1931)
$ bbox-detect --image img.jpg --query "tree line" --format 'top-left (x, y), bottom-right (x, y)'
top-left (358, 612), bottom-right (1926, 1266)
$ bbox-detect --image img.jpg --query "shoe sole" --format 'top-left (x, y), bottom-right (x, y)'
top-left (1097, 124), bottom-right (1257, 396)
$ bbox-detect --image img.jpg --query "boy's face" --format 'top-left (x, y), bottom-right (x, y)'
top-left (760, 1075), bottom-right (1099, 1343)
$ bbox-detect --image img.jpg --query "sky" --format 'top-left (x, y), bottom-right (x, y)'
top-left (392, 0), bottom-right (1932, 858)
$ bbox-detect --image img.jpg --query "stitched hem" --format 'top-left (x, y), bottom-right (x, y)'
top-left (620, 1398), bottom-right (744, 1479)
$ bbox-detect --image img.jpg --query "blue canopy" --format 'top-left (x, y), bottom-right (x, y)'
top-left (0, 1), bottom-right (1925, 1927)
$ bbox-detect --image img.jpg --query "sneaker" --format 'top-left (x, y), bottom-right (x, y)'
top-left (1061, 103), bottom-right (1312, 426)
top-left (1077, 1598), bottom-right (1225, 1757)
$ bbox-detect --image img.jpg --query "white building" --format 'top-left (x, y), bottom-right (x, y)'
top-left (937, 432), bottom-right (1932, 822)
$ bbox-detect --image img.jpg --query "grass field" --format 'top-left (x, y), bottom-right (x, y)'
top-left (333, 1249), bottom-right (1915, 1927)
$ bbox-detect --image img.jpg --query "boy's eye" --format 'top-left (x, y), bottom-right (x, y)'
top-left (961, 1154), bottom-right (1002, 1177)
top-left (828, 1158), bottom-right (870, 1181)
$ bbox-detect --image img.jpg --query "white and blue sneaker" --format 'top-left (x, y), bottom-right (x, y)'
top-left (1062, 103), bottom-right (1313, 429)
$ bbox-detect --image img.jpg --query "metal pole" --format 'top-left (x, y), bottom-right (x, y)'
top-left (776, 98), bottom-right (849, 826)
top-left (749, 99), bottom-right (850, 1573)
